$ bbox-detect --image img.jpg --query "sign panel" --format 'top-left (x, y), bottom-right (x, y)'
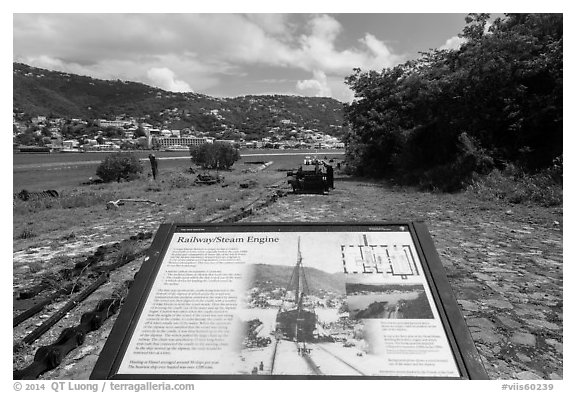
top-left (91, 222), bottom-right (487, 379)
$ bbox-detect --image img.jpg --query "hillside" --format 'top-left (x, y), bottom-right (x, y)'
top-left (247, 263), bottom-right (345, 295)
top-left (13, 63), bottom-right (346, 139)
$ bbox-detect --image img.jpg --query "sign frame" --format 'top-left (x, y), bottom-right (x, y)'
top-left (91, 222), bottom-right (488, 380)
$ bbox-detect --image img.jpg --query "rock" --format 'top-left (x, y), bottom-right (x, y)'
top-left (505, 210), bottom-right (513, 215)
top-left (106, 201), bottom-right (119, 210)
top-left (544, 339), bottom-right (563, 353)
top-left (516, 352), bottom-right (531, 363)
top-left (548, 372), bottom-right (562, 380)
top-left (458, 300), bottom-right (480, 312)
top-left (484, 298), bottom-right (514, 310)
top-left (515, 371), bottom-right (543, 380)
top-left (467, 317), bottom-right (496, 330)
top-left (498, 315), bottom-right (522, 329)
top-left (473, 272), bottom-right (494, 282)
top-left (511, 229), bottom-right (532, 234)
top-left (471, 330), bottom-right (502, 344)
top-left (73, 345), bottom-right (95, 360)
top-left (544, 338), bottom-right (558, 346)
top-left (553, 221), bottom-right (559, 226)
top-left (525, 319), bottom-right (560, 330)
top-left (511, 332), bottom-right (536, 347)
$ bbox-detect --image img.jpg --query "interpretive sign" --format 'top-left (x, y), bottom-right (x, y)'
top-left (91, 222), bottom-right (487, 379)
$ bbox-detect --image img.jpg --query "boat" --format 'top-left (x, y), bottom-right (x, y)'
top-left (275, 237), bottom-right (317, 342)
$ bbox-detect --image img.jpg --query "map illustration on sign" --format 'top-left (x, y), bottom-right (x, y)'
top-left (341, 234), bottom-right (420, 278)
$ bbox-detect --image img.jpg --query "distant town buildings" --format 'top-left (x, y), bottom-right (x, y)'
top-left (13, 113), bottom-right (345, 152)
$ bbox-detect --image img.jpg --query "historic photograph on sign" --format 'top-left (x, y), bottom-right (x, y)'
top-left (346, 283), bottom-right (434, 320)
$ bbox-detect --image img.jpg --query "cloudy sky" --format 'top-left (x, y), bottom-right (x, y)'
top-left (13, 13), bottom-right (471, 102)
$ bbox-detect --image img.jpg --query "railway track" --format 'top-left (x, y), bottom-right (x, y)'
top-left (313, 343), bottom-right (366, 376)
top-left (269, 339), bottom-right (365, 376)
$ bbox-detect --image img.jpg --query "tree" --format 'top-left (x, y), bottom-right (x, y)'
top-left (344, 13), bottom-right (562, 190)
top-left (102, 127), bottom-right (124, 138)
top-left (189, 142), bottom-right (240, 170)
top-left (96, 152), bottom-right (143, 182)
top-left (134, 126), bottom-right (147, 138)
top-left (15, 132), bottom-right (34, 146)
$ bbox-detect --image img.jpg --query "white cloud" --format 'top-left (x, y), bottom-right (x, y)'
top-left (439, 20), bottom-right (491, 51)
top-left (291, 16), bottom-right (405, 75)
top-left (297, 70), bottom-right (332, 97)
top-left (296, 71), bottom-right (356, 103)
top-left (243, 14), bottom-right (292, 36)
top-left (146, 67), bottom-right (193, 92)
top-left (13, 14), bottom-right (407, 97)
top-left (440, 36), bottom-right (467, 50)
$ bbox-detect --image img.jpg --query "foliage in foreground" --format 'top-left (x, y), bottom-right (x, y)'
top-left (96, 152), bottom-right (143, 183)
top-left (344, 13), bottom-right (562, 192)
top-left (466, 158), bottom-right (562, 207)
top-left (189, 142), bottom-right (240, 170)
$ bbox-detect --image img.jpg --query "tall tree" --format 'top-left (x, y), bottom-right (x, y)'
top-left (344, 13), bottom-right (562, 190)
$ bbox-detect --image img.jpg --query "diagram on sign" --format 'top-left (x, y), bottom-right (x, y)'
top-left (341, 234), bottom-right (420, 279)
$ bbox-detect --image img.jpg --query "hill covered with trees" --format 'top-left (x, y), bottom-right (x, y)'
top-left (13, 63), bottom-right (346, 139)
top-left (247, 263), bottom-right (345, 295)
top-left (344, 13), bottom-right (562, 197)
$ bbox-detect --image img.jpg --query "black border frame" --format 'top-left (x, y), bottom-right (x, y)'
top-left (91, 222), bottom-right (488, 380)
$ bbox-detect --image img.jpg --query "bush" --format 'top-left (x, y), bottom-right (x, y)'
top-left (167, 173), bottom-right (196, 189)
top-left (466, 161), bottom-right (562, 206)
top-left (96, 152), bottom-right (143, 183)
top-left (190, 142), bottom-right (240, 170)
top-left (404, 133), bottom-right (494, 192)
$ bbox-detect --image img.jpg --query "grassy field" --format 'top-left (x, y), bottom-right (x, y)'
top-left (12, 151), bottom-right (346, 248)
top-left (13, 149), bottom-right (344, 190)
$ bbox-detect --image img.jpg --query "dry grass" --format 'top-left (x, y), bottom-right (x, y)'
top-left (115, 241), bottom-right (138, 264)
top-left (16, 227), bottom-right (36, 239)
top-left (13, 165), bottom-right (285, 244)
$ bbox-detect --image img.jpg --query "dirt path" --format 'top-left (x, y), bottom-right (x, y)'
top-left (243, 178), bottom-right (563, 380)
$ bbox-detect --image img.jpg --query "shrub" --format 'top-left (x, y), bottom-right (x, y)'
top-left (190, 142), bottom-right (240, 170)
top-left (96, 152), bottom-right (143, 183)
top-left (115, 242), bottom-right (137, 264)
top-left (467, 162), bottom-right (563, 206)
top-left (398, 133), bottom-right (494, 192)
top-left (167, 173), bottom-right (196, 189)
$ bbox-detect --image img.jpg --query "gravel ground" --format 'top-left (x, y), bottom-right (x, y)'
top-left (243, 177), bottom-right (563, 380)
top-left (14, 175), bottom-right (562, 380)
